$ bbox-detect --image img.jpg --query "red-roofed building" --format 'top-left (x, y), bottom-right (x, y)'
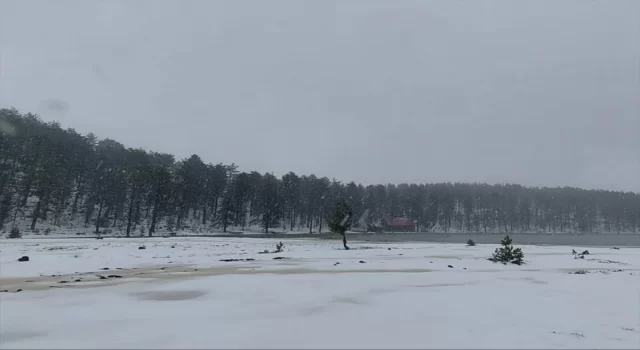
top-left (382, 217), bottom-right (417, 232)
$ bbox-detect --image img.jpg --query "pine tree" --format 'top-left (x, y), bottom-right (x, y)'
top-left (489, 235), bottom-right (525, 265)
top-left (327, 199), bottom-right (353, 250)
top-left (256, 173), bottom-right (283, 233)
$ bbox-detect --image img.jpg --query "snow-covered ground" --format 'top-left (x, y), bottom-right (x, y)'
top-left (1, 237), bottom-right (639, 349)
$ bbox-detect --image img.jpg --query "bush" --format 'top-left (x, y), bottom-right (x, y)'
top-left (275, 242), bottom-right (284, 253)
top-left (8, 227), bottom-right (21, 239)
top-left (488, 235), bottom-right (524, 265)
top-left (44, 228), bottom-right (52, 235)
top-left (467, 239), bottom-right (476, 246)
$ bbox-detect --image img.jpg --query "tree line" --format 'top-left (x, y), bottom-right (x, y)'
top-left (1, 108), bottom-right (639, 235)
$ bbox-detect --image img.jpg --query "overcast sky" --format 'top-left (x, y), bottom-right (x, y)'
top-left (1, 0), bottom-right (639, 191)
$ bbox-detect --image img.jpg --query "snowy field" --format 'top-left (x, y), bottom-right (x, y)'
top-left (1, 237), bottom-right (639, 349)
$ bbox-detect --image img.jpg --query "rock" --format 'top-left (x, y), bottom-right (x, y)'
top-left (15, 289), bottom-right (22, 293)
top-left (1, 290), bottom-right (8, 292)
top-left (430, 261), bottom-right (433, 263)
top-left (579, 255), bottom-right (585, 259)
top-left (581, 250), bottom-right (590, 255)
top-left (96, 275), bottom-right (107, 280)
top-left (17, 256), bottom-right (29, 262)
top-left (58, 281), bottom-right (69, 284)
top-left (101, 267), bottom-right (109, 270)
top-left (612, 247), bottom-right (620, 250)
top-left (107, 275), bottom-right (122, 278)
top-left (273, 257), bottom-right (290, 260)
top-left (219, 258), bottom-right (255, 262)
top-left (447, 265), bottom-right (454, 268)
top-left (138, 246), bottom-right (146, 250)
top-left (463, 268), bottom-right (467, 270)
top-left (74, 279), bottom-right (82, 282)
top-left (334, 262), bottom-right (340, 266)
top-left (388, 248), bottom-right (392, 250)
top-left (171, 246), bottom-right (175, 248)
top-left (398, 253), bottom-right (403, 256)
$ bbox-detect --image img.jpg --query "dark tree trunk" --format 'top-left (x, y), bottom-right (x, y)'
top-left (341, 232), bottom-right (349, 250)
top-left (290, 209), bottom-right (295, 231)
top-left (133, 199), bottom-right (141, 231)
top-left (126, 188), bottom-right (136, 237)
top-left (212, 198), bottom-right (218, 224)
top-left (202, 204), bottom-right (207, 225)
top-left (30, 198), bottom-right (42, 230)
top-left (71, 167), bottom-right (85, 215)
top-left (149, 203), bottom-right (159, 237)
top-left (95, 200), bottom-right (104, 234)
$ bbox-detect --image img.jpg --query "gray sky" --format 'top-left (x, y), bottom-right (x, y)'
top-left (1, 0), bottom-right (639, 191)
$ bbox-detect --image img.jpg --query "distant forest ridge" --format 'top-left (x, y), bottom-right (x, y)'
top-left (1, 108), bottom-right (639, 235)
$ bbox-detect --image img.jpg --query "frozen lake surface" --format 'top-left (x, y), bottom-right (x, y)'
top-left (1, 237), bottom-right (639, 349)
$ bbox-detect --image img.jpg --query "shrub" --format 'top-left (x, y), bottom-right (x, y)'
top-left (275, 241), bottom-right (285, 253)
top-left (488, 235), bottom-right (524, 265)
top-left (467, 239), bottom-right (476, 246)
top-left (8, 227), bottom-right (21, 239)
top-left (44, 227), bottom-right (52, 235)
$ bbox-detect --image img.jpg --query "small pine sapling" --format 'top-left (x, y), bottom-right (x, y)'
top-left (489, 235), bottom-right (525, 265)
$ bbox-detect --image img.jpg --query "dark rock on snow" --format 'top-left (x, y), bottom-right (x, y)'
top-left (219, 258), bottom-right (255, 262)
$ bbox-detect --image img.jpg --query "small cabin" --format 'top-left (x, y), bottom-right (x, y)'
top-left (382, 217), bottom-right (416, 232)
